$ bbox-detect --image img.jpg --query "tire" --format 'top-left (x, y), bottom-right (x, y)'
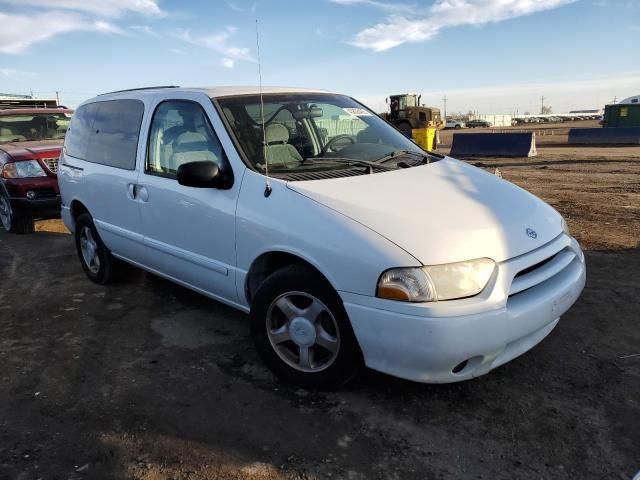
top-left (0, 194), bottom-right (34, 234)
top-left (250, 264), bottom-right (363, 389)
top-left (396, 121), bottom-right (413, 138)
top-left (74, 213), bottom-right (119, 284)
top-left (455, 125), bottom-right (461, 129)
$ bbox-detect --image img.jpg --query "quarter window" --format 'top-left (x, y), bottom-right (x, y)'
top-left (146, 100), bottom-right (225, 177)
top-left (86, 100), bottom-right (144, 170)
top-left (64, 102), bottom-right (99, 160)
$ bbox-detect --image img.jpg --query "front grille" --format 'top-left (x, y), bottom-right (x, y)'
top-left (31, 188), bottom-right (57, 199)
top-left (514, 253), bottom-right (557, 279)
top-left (42, 157), bottom-right (59, 174)
top-left (509, 247), bottom-right (576, 297)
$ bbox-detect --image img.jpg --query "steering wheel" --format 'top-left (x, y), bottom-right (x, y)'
top-left (322, 134), bottom-right (356, 154)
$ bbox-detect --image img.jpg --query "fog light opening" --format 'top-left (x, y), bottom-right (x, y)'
top-left (26, 190), bottom-right (36, 200)
top-left (452, 360), bottom-right (469, 374)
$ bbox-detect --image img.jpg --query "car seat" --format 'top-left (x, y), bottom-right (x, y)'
top-left (263, 124), bottom-right (302, 168)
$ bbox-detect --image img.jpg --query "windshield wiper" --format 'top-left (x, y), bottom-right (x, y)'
top-left (310, 157), bottom-right (397, 172)
top-left (375, 149), bottom-right (434, 164)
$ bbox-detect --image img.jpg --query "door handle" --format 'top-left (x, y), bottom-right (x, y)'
top-left (137, 186), bottom-right (149, 203)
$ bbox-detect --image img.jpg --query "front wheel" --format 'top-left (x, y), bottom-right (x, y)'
top-left (250, 264), bottom-right (363, 389)
top-left (396, 121), bottom-right (413, 138)
top-left (0, 195), bottom-right (34, 234)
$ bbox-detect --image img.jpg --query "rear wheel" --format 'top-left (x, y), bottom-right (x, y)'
top-left (250, 264), bottom-right (362, 389)
top-left (0, 195), bottom-right (34, 234)
top-left (74, 213), bottom-right (119, 284)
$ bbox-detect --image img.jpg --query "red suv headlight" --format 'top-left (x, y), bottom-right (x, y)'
top-left (2, 160), bottom-right (48, 179)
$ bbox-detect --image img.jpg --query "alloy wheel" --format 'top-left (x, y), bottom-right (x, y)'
top-left (0, 196), bottom-right (12, 231)
top-left (79, 226), bottom-right (101, 274)
top-left (266, 291), bottom-right (340, 373)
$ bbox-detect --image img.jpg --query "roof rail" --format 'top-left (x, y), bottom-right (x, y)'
top-left (98, 86), bottom-right (180, 96)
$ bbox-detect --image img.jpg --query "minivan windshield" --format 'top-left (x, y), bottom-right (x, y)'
top-left (0, 113), bottom-right (71, 143)
top-left (216, 93), bottom-right (428, 174)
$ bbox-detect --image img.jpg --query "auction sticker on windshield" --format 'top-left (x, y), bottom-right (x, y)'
top-left (343, 108), bottom-right (372, 116)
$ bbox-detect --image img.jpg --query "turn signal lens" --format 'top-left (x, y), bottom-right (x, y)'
top-left (377, 268), bottom-right (435, 302)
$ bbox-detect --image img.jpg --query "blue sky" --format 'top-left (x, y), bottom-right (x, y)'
top-left (0, 0), bottom-right (639, 114)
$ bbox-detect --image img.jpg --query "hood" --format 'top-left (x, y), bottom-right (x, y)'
top-left (1, 140), bottom-right (62, 161)
top-left (287, 158), bottom-right (562, 265)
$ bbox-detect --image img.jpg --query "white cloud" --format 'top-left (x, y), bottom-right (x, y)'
top-left (170, 48), bottom-right (185, 55)
top-left (93, 20), bottom-right (126, 35)
top-left (329, 0), bottom-right (417, 14)
top-left (178, 27), bottom-right (255, 68)
top-left (130, 24), bottom-right (158, 36)
top-left (226, 1), bottom-right (257, 13)
top-left (0, 0), bottom-right (165, 17)
top-left (344, 0), bottom-right (577, 51)
top-left (0, 12), bottom-right (99, 53)
top-left (0, 11), bottom-right (125, 54)
top-left (0, 0), bottom-right (158, 54)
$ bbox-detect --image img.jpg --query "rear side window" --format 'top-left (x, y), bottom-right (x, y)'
top-left (64, 102), bottom-right (99, 159)
top-left (86, 100), bottom-right (145, 170)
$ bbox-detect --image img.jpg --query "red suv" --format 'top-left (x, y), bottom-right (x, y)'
top-left (0, 108), bottom-right (72, 233)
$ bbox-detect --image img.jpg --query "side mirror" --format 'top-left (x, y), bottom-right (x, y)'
top-left (177, 161), bottom-right (226, 188)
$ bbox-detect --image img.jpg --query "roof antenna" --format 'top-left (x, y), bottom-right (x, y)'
top-left (256, 19), bottom-right (272, 198)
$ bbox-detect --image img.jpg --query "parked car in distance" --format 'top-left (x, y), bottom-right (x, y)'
top-left (445, 119), bottom-right (465, 129)
top-left (58, 86), bottom-right (586, 389)
top-left (466, 119), bottom-right (492, 128)
top-left (0, 108), bottom-right (73, 233)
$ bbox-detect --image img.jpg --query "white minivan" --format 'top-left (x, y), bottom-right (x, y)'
top-left (58, 86), bottom-right (585, 388)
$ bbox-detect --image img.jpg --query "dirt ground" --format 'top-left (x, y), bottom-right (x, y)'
top-left (1, 122), bottom-right (639, 479)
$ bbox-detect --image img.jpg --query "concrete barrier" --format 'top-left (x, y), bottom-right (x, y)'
top-left (568, 127), bottom-right (640, 145)
top-left (450, 132), bottom-right (537, 157)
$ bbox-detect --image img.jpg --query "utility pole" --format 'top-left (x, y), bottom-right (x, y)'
top-left (540, 95), bottom-right (545, 114)
top-left (442, 95), bottom-right (447, 120)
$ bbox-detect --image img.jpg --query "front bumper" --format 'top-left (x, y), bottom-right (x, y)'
top-left (341, 234), bottom-right (586, 383)
top-left (3, 176), bottom-right (60, 220)
top-left (9, 196), bottom-right (61, 220)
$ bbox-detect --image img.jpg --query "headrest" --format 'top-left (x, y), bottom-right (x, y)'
top-left (265, 124), bottom-right (289, 145)
top-left (173, 150), bottom-right (217, 164)
top-left (176, 131), bottom-right (207, 145)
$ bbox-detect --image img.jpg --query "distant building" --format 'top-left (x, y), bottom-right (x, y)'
top-left (603, 95), bottom-right (640, 128)
top-left (0, 93), bottom-right (59, 109)
top-left (470, 114), bottom-right (512, 127)
top-left (569, 109), bottom-right (602, 115)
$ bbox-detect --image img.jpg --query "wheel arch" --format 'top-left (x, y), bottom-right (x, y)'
top-left (69, 199), bottom-right (90, 228)
top-left (245, 250), bottom-right (335, 306)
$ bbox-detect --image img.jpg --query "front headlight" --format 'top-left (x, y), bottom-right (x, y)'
top-left (561, 218), bottom-right (571, 237)
top-left (2, 160), bottom-right (47, 179)
top-left (377, 258), bottom-right (496, 302)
